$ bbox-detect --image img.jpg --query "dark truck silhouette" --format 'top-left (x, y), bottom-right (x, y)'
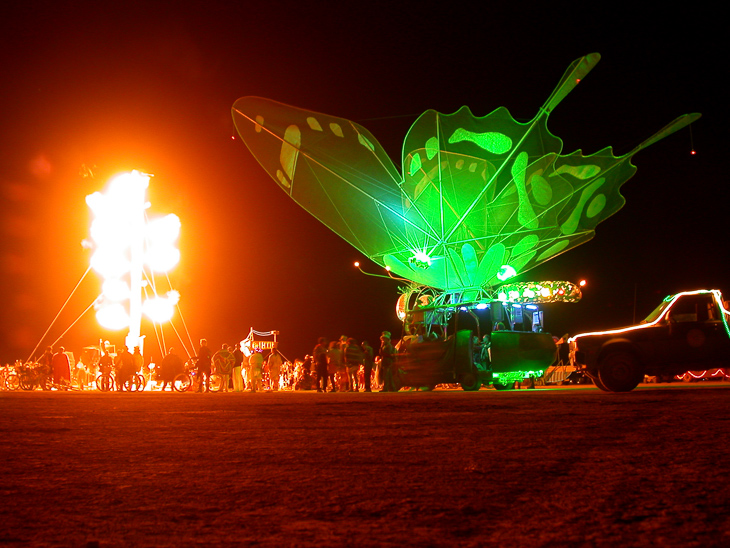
top-left (569, 289), bottom-right (730, 392)
top-left (394, 329), bottom-right (557, 391)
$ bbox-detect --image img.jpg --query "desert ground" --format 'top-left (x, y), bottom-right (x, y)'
top-left (2, 383), bottom-right (729, 547)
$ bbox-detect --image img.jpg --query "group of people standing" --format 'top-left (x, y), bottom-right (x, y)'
top-left (38, 346), bottom-right (72, 388)
top-left (33, 330), bottom-right (401, 394)
top-left (311, 331), bottom-right (397, 392)
top-left (157, 339), bottom-right (287, 393)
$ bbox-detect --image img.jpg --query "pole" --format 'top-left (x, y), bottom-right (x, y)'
top-left (125, 172), bottom-right (149, 354)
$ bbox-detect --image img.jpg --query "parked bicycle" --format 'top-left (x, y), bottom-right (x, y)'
top-left (17, 362), bottom-right (53, 391)
top-left (94, 367), bottom-right (145, 392)
top-left (172, 359), bottom-right (196, 392)
top-left (1, 364), bottom-right (20, 391)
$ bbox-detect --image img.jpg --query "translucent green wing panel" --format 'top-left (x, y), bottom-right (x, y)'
top-left (232, 97), bottom-right (418, 259)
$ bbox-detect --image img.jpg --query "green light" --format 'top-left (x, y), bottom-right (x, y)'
top-left (409, 251), bottom-right (432, 269)
top-left (448, 129), bottom-right (512, 154)
top-left (497, 265), bottom-right (517, 281)
top-left (492, 370), bottom-right (544, 383)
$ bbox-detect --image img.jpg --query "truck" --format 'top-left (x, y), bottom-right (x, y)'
top-left (569, 289), bottom-right (730, 392)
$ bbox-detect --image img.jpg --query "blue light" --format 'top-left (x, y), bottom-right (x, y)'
top-left (526, 304), bottom-right (538, 310)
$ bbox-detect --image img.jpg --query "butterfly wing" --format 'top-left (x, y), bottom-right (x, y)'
top-left (232, 96), bottom-right (433, 264)
top-left (233, 54), bottom-right (700, 295)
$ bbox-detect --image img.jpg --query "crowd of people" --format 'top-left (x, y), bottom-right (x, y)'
top-left (3, 328), bottom-right (410, 393)
top-left (171, 332), bottom-right (398, 393)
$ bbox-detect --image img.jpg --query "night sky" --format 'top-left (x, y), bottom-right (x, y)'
top-left (0, 2), bottom-right (722, 364)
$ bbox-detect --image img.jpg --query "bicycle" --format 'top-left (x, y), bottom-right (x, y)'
top-left (1, 365), bottom-right (20, 391)
top-left (18, 363), bottom-right (53, 391)
top-left (95, 372), bottom-right (115, 392)
top-left (172, 359), bottom-right (197, 392)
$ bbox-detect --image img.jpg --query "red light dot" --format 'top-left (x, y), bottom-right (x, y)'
top-left (691, 150), bottom-right (696, 155)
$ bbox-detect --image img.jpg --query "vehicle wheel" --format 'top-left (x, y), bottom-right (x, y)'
top-left (173, 373), bottom-right (192, 392)
top-left (96, 374), bottom-right (114, 392)
top-left (5, 373), bottom-right (20, 391)
top-left (19, 373), bottom-right (36, 391)
top-left (459, 371), bottom-right (481, 391)
top-left (598, 352), bottom-right (643, 392)
top-left (592, 374), bottom-right (610, 392)
top-left (493, 381), bottom-right (519, 390)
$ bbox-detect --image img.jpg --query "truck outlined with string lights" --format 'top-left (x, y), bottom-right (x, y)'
top-left (569, 290), bottom-right (730, 392)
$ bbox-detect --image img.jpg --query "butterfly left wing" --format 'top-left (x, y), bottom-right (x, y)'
top-left (232, 97), bottom-right (437, 263)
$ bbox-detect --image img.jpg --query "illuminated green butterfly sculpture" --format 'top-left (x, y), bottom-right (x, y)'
top-left (232, 53), bottom-right (699, 300)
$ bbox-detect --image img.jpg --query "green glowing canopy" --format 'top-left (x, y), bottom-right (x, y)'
top-left (232, 53), bottom-right (699, 293)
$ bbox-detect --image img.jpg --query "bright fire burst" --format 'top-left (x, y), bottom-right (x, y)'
top-left (86, 171), bottom-right (181, 348)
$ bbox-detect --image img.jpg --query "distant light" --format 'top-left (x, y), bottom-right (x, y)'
top-left (142, 291), bottom-right (180, 323)
top-left (409, 250), bottom-right (432, 269)
top-left (512, 304), bottom-right (522, 308)
top-left (575, 78), bottom-right (581, 83)
top-left (497, 264), bottom-right (517, 281)
top-left (96, 303), bottom-right (129, 330)
top-left (579, 279), bottom-right (587, 287)
top-left (102, 279), bottom-right (130, 302)
top-left (354, 261), bottom-right (360, 267)
top-left (475, 303), bottom-right (488, 310)
top-left (691, 150), bottom-right (696, 155)
top-left (385, 266), bottom-right (391, 272)
top-left (526, 304), bottom-right (538, 310)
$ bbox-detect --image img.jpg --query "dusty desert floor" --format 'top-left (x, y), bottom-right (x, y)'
top-left (2, 383), bottom-right (730, 547)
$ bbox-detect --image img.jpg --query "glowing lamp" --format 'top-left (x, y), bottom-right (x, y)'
top-left (146, 214), bottom-right (181, 244)
top-left (96, 303), bottom-right (130, 330)
top-left (409, 250), bottom-right (432, 269)
top-left (145, 247), bottom-right (181, 273)
top-left (497, 265), bottom-right (517, 281)
top-left (102, 279), bottom-right (130, 302)
top-left (142, 291), bottom-right (179, 323)
top-left (91, 250), bottom-right (131, 279)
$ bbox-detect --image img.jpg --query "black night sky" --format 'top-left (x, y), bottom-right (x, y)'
top-left (0, 1), bottom-right (722, 364)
